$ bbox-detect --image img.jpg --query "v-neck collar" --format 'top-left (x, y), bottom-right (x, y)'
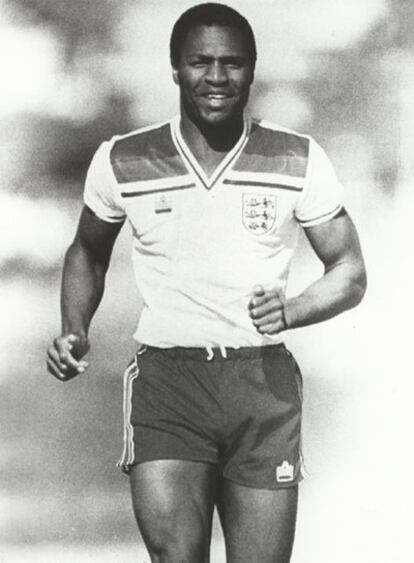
top-left (171, 114), bottom-right (250, 190)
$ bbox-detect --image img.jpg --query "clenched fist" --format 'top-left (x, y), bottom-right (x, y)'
top-left (248, 285), bottom-right (288, 335)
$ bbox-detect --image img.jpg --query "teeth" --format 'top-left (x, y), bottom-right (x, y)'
top-left (207, 94), bottom-right (227, 99)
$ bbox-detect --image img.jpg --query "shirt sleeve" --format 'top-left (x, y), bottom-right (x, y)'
top-left (294, 138), bottom-right (344, 228)
top-left (83, 140), bottom-right (126, 223)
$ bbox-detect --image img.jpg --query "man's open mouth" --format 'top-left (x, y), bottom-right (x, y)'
top-left (204, 93), bottom-right (231, 99)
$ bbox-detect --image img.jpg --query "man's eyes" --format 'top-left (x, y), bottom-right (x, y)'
top-left (225, 62), bottom-right (243, 69)
top-left (189, 60), bottom-right (243, 68)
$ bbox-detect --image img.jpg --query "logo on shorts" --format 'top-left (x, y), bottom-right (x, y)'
top-left (276, 460), bottom-right (294, 483)
top-left (242, 193), bottom-right (276, 235)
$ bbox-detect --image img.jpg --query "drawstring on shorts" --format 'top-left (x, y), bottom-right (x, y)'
top-left (205, 346), bottom-right (228, 360)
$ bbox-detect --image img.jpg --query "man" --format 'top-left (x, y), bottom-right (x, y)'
top-left (47, 3), bottom-right (366, 562)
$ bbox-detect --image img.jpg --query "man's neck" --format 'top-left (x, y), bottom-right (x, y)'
top-left (179, 112), bottom-right (245, 176)
top-left (180, 111), bottom-right (244, 151)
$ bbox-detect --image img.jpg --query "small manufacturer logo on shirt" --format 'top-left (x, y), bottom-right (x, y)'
top-left (276, 460), bottom-right (294, 483)
top-left (155, 195), bottom-right (172, 214)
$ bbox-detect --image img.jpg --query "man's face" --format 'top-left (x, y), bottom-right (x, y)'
top-left (172, 25), bottom-right (254, 126)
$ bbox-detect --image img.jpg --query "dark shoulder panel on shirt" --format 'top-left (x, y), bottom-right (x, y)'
top-left (110, 122), bottom-right (187, 183)
top-left (235, 120), bottom-right (310, 178)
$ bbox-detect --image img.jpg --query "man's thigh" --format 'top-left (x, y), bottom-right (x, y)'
top-left (218, 479), bottom-right (298, 563)
top-left (130, 460), bottom-right (219, 563)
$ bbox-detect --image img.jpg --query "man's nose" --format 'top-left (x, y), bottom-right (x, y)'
top-left (205, 61), bottom-right (228, 84)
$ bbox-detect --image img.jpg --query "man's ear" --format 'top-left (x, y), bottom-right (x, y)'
top-left (172, 67), bottom-right (180, 85)
top-left (249, 68), bottom-right (255, 86)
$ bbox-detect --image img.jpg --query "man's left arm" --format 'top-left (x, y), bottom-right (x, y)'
top-left (249, 208), bottom-right (367, 334)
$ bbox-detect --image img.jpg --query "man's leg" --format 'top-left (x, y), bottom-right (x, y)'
top-left (130, 460), bottom-right (219, 563)
top-left (218, 480), bottom-right (298, 563)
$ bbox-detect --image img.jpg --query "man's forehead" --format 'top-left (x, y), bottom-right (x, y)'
top-left (181, 24), bottom-right (249, 56)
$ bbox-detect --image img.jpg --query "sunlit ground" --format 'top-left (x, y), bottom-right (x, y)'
top-left (1, 179), bottom-right (412, 562)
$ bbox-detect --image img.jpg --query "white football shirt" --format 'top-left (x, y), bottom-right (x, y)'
top-left (84, 116), bottom-right (343, 347)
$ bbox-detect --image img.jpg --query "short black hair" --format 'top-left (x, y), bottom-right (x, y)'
top-left (170, 3), bottom-right (257, 68)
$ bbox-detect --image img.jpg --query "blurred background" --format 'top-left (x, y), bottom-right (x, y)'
top-left (0, 0), bottom-right (413, 561)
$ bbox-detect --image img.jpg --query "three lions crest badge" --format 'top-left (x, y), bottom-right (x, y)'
top-left (242, 193), bottom-right (276, 235)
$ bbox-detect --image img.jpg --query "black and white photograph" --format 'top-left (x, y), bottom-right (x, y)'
top-left (0, 1), bottom-right (412, 561)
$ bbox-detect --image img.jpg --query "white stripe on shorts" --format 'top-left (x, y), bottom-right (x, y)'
top-left (117, 356), bottom-right (139, 472)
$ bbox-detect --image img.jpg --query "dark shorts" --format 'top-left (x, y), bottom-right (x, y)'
top-left (118, 344), bottom-right (304, 490)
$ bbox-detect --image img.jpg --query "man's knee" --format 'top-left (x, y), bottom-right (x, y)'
top-left (145, 529), bottom-right (208, 563)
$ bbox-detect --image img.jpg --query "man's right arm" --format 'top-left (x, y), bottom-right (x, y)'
top-left (47, 205), bottom-right (124, 381)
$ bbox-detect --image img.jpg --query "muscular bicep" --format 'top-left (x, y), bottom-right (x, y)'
top-left (74, 205), bottom-right (124, 267)
top-left (304, 208), bottom-right (366, 278)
